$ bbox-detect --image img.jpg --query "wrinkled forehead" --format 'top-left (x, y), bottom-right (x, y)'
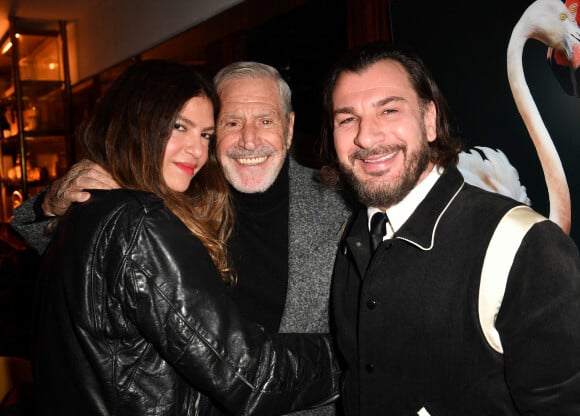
top-left (219, 77), bottom-right (281, 105)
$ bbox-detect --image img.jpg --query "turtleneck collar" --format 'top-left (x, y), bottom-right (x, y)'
top-left (230, 157), bottom-right (290, 214)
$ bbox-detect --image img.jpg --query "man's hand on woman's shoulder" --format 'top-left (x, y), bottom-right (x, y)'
top-left (42, 158), bottom-right (120, 217)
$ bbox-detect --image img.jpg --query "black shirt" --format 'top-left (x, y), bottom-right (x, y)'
top-left (227, 158), bottom-right (290, 333)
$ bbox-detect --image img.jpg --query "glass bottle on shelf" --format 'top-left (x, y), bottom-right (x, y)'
top-left (23, 102), bottom-right (39, 131)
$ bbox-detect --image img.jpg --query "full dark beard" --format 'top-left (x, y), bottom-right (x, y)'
top-left (339, 139), bottom-right (431, 209)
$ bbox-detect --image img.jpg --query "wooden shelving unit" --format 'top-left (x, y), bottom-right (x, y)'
top-left (0, 18), bottom-right (72, 222)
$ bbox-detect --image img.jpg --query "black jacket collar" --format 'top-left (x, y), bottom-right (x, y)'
top-left (344, 165), bottom-right (465, 260)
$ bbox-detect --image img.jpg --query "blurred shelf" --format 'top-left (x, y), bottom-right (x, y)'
top-left (0, 18), bottom-right (72, 222)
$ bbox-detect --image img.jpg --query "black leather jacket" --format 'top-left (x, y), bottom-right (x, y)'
top-left (33, 189), bottom-right (339, 415)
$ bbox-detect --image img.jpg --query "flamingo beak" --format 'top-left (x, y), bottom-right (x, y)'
top-left (546, 0), bottom-right (580, 96)
top-left (547, 46), bottom-right (579, 96)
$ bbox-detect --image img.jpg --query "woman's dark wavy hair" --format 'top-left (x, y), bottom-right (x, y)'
top-left (79, 59), bottom-right (236, 285)
top-left (319, 41), bottom-right (463, 187)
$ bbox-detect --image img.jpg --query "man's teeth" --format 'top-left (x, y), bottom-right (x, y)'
top-left (363, 152), bottom-right (396, 163)
top-left (237, 156), bottom-right (268, 165)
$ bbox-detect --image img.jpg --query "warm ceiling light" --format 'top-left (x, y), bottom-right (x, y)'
top-left (1, 41), bottom-right (12, 54)
top-left (1, 34), bottom-right (19, 55)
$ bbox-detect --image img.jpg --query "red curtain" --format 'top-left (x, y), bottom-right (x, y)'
top-left (346, 0), bottom-right (393, 48)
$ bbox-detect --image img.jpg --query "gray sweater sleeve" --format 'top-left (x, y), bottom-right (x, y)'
top-left (10, 192), bottom-right (54, 254)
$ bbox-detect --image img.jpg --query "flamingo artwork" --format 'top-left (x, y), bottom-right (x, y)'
top-left (456, 0), bottom-right (579, 234)
top-left (505, 0), bottom-right (580, 234)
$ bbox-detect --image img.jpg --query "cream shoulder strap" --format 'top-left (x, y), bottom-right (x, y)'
top-left (478, 205), bottom-right (547, 353)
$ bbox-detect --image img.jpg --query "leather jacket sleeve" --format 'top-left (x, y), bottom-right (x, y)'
top-left (92, 191), bottom-right (340, 414)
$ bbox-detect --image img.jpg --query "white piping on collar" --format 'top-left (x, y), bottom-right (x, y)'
top-left (395, 181), bottom-right (465, 251)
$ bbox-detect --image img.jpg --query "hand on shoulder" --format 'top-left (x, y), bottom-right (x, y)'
top-left (42, 158), bottom-right (120, 216)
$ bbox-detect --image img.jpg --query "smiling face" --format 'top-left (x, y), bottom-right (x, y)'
top-left (216, 76), bottom-right (294, 193)
top-left (332, 59), bottom-right (437, 210)
top-left (162, 95), bottom-right (215, 192)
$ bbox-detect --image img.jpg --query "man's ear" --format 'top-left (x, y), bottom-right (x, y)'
top-left (424, 101), bottom-right (437, 142)
top-left (286, 112), bottom-right (295, 147)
